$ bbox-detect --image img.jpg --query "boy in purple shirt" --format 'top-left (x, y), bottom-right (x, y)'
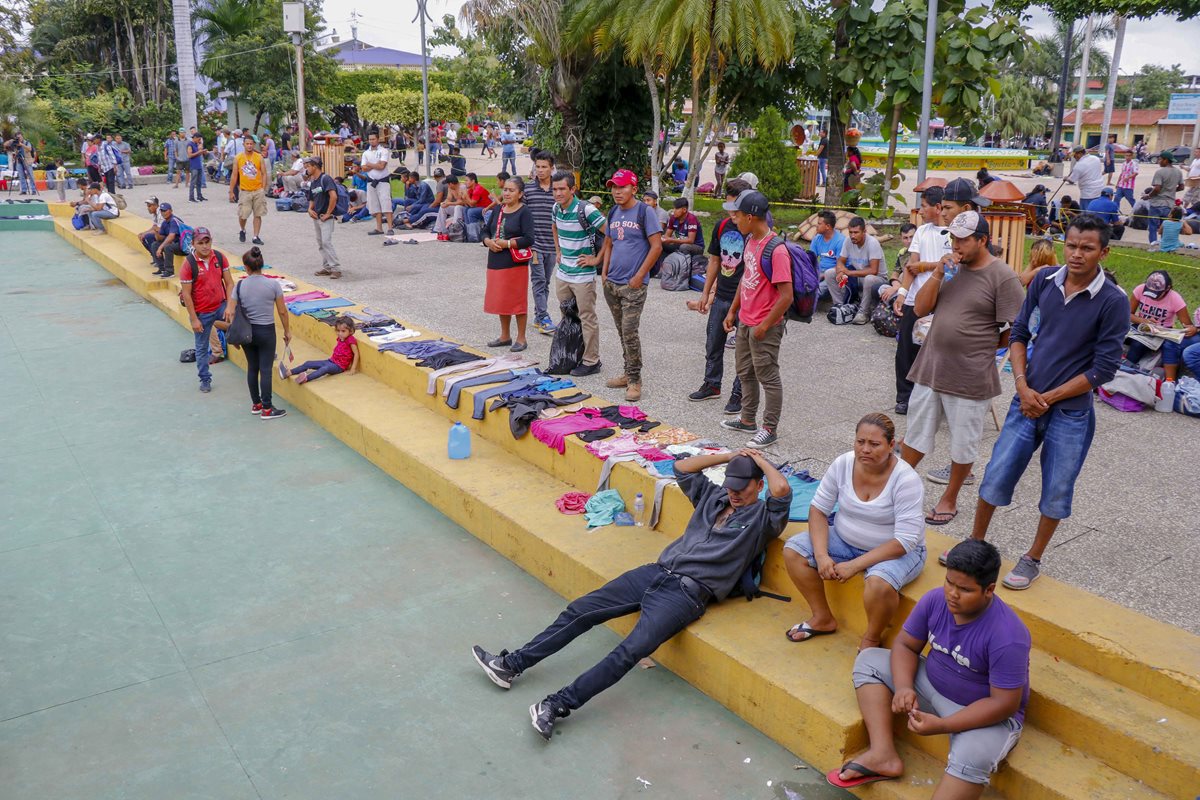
top-left (829, 540), bottom-right (1030, 795)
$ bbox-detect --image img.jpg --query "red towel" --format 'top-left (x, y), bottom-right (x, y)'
top-left (555, 491), bottom-right (592, 515)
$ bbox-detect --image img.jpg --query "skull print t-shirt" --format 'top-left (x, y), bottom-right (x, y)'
top-left (708, 217), bottom-right (746, 302)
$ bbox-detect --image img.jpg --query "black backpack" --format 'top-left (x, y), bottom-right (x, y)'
top-left (728, 551), bottom-right (791, 602)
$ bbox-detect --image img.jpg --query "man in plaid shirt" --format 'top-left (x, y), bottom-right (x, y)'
top-left (96, 135), bottom-right (119, 194)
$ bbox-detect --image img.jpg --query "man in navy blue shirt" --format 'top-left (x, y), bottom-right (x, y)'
top-left (952, 214), bottom-right (1127, 590)
top-left (1084, 187), bottom-right (1124, 239)
top-left (152, 203), bottom-right (185, 277)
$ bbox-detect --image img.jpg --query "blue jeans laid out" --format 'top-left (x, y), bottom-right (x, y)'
top-left (194, 302), bottom-right (227, 384)
top-left (290, 359), bottom-right (344, 382)
top-left (978, 396), bottom-right (1095, 520)
top-left (1145, 205), bottom-right (1170, 245)
top-left (1183, 342), bottom-right (1200, 377)
top-left (505, 563), bottom-right (707, 711)
top-left (89, 209), bottom-right (119, 232)
top-left (703, 295), bottom-right (741, 400)
top-left (1114, 186), bottom-right (1135, 211)
top-left (784, 524), bottom-right (926, 592)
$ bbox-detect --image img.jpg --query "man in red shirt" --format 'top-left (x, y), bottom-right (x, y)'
top-left (463, 172), bottom-right (494, 227)
top-left (179, 227), bottom-right (234, 392)
top-left (720, 190), bottom-right (792, 448)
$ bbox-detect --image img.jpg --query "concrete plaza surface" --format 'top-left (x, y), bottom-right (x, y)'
top-left (109, 153), bottom-right (1200, 636)
top-left (0, 231), bottom-right (850, 799)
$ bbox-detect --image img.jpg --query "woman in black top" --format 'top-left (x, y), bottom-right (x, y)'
top-left (482, 177), bottom-right (535, 352)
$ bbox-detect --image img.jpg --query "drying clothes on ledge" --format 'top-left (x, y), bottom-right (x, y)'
top-left (471, 372), bottom-right (551, 420)
top-left (490, 392), bottom-right (592, 439)
top-left (584, 490), bottom-right (626, 528)
top-left (585, 432), bottom-right (674, 462)
top-left (537, 401), bottom-right (590, 419)
top-left (576, 428), bottom-right (616, 443)
top-left (417, 349), bottom-right (483, 371)
top-left (284, 290), bottom-right (330, 303)
top-left (287, 298), bottom-right (355, 315)
top-left (555, 492), bottom-right (592, 515)
top-left (380, 339), bottom-right (462, 359)
top-left (352, 313), bottom-right (399, 328)
top-left (439, 355), bottom-right (537, 397)
top-left (634, 426), bottom-right (697, 447)
top-left (577, 405), bottom-right (647, 428)
top-left (530, 413), bottom-right (615, 454)
top-left (427, 355), bottom-right (504, 394)
top-left (764, 470), bottom-right (824, 522)
top-left (445, 370), bottom-right (519, 410)
top-left (369, 329), bottom-right (422, 344)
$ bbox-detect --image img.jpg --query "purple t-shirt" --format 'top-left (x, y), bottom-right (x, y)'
top-left (903, 588), bottom-right (1031, 724)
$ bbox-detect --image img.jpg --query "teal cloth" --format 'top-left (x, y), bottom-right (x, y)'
top-left (584, 489), bottom-right (626, 528)
top-left (759, 474), bottom-right (828, 522)
top-left (286, 298), bottom-right (354, 314)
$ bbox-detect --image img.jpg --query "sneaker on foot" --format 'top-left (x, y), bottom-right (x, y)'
top-left (723, 397), bottom-right (742, 415)
top-left (569, 361), bottom-right (601, 377)
top-left (625, 383), bottom-right (642, 402)
top-left (926, 465), bottom-right (976, 485)
top-left (1002, 555), bottom-right (1041, 590)
top-left (260, 407), bottom-right (287, 420)
top-left (724, 333), bottom-right (736, 349)
top-left (277, 361), bottom-right (289, 380)
top-left (251, 237), bottom-right (264, 246)
top-left (852, 311), bottom-right (869, 325)
top-left (605, 375), bottom-right (629, 389)
top-left (529, 698), bottom-right (564, 741)
top-left (199, 380), bottom-right (212, 393)
top-left (471, 645), bottom-right (518, 689)
top-left (239, 230), bottom-right (246, 243)
top-left (688, 383), bottom-right (721, 402)
top-left (748, 427), bottom-right (778, 447)
top-left (720, 419), bottom-right (757, 433)
top-left (533, 317), bottom-right (556, 336)
top-left (250, 403), bottom-right (264, 415)
top-left (894, 401), bottom-right (908, 415)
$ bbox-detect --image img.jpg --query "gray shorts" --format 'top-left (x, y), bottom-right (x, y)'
top-left (852, 647), bottom-right (1022, 785)
top-left (905, 383), bottom-right (991, 464)
top-left (365, 180), bottom-right (392, 215)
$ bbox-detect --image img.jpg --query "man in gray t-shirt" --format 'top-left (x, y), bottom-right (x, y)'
top-left (825, 216), bottom-right (884, 322)
top-left (1146, 151), bottom-right (1184, 246)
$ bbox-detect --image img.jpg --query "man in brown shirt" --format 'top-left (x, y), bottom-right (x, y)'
top-left (901, 211), bottom-right (1024, 526)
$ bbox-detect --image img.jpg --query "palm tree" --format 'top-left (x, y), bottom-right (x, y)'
top-left (0, 84), bottom-right (53, 145)
top-left (193, 0), bottom-right (269, 45)
top-left (573, 0), bottom-right (795, 199)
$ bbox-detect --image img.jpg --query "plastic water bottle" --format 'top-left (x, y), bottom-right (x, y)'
top-left (1155, 381), bottom-right (1175, 413)
top-left (633, 493), bottom-right (646, 527)
top-left (448, 422), bottom-right (471, 459)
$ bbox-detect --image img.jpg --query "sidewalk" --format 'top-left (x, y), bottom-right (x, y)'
top-left (0, 231), bottom-right (846, 799)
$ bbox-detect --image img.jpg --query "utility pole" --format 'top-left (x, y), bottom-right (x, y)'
top-left (1072, 14), bottom-right (1094, 146)
top-left (283, 3), bottom-right (307, 152)
top-left (916, 0), bottom-right (938, 184)
top-left (172, 0), bottom-right (197, 132)
top-left (1049, 17), bottom-right (1074, 175)
top-left (414, 0), bottom-right (433, 178)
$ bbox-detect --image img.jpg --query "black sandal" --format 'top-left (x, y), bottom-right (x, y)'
top-left (487, 338), bottom-right (513, 348)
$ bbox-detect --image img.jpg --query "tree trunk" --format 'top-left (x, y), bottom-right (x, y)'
top-left (644, 57), bottom-right (662, 194)
top-left (551, 59), bottom-right (583, 170)
top-left (824, 13), bottom-right (849, 208)
top-left (1098, 16), bottom-right (1125, 146)
top-left (681, 67), bottom-right (702, 203)
top-left (684, 57), bottom-right (726, 203)
top-left (883, 103), bottom-right (902, 208)
top-left (1072, 15), bottom-right (1094, 145)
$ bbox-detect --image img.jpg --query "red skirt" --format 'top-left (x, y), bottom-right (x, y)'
top-left (484, 266), bottom-right (529, 316)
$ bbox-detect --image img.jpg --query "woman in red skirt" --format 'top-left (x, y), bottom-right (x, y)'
top-left (482, 177), bottom-right (536, 351)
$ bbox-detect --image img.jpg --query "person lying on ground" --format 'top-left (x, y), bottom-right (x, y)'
top-left (472, 449), bottom-right (792, 741)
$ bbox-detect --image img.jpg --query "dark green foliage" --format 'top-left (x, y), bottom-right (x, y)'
top-left (729, 108), bottom-right (802, 202)
top-left (577, 53), bottom-right (653, 190)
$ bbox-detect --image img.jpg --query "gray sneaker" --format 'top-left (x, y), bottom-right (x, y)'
top-left (1002, 555), bottom-right (1041, 590)
top-left (747, 428), bottom-right (779, 448)
top-left (926, 465), bottom-right (976, 485)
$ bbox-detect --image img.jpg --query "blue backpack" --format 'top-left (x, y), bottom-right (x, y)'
top-left (764, 235), bottom-right (821, 323)
top-left (175, 220), bottom-right (195, 255)
top-left (334, 181), bottom-right (350, 217)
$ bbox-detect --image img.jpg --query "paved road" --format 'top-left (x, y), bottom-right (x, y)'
top-left (107, 158), bottom-right (1199, 635)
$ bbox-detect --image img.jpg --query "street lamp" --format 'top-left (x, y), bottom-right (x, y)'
top-left (1123, 94), bottom-right (1141, 145)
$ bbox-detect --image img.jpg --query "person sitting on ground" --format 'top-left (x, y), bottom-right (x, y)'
top-left (1124, 269), bottom-right (1197, 382)
top-left (340, 183), bottom-right (370, 223)
top-left (810, 211), bottom-right (847, 291)
top-left (471, 449), bottom-right (792, 741)
top-left (288, 316), bottom-right (359, 384)
top-left (1016, 237), bottom-right (1058, 287)
top-left (661, 197), bottom-right (705, 257)
top-left (827, 539), bottom-right (1030, 794)
top-left (1084, 187), bottom-right (1124, 240)
top-left (877, 223), bottom-right (916, 312)
top-left (1156, 206), bottom-right (1193, 253)
top-left (432, 175), bottom-right (466, 239)
top-left (782, 413), bottom-right (926, 650)
top-left (1051, 196), bottom-right (1079, 234)
top-left (280, 150), bottom-right (306, 194)
top-left (396, 171), bottom-right (437, 229)
top-left (975, 167), bottom-right (995, 188)
top-left (826, 216), bottom-right (885, 324)
top-left (643, 190), bottom-right (670, 228)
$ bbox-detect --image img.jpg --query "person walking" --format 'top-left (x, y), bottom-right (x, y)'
top-left (719, 189), bottom-right (793, 448)
top-left (901, 211), bottom-right (1024, 527)
top-left (226, 246), bottom-right (292, 420)
top-left (230, 134), bottom-right (267, 245)
top-left (360, 130), bottom-right (395, 237)
top-left (179, 228), bottom-right (233, 394)
top-left (600, 169), bottom-right (663, 403)
top-left (551, 169), bottom-right (605, 376)
top-left (482, 177), bottom-right (535, 352)
top-left (187, 133), bottom-right (208, 203)
top-left (1066, 145), bottom-right (1103, 211)
top-left (1114, 151), bottom-right (1139, 212)
top-left (815, 130), bottom-right (828, 187)
top-left (172, 129), bottom-right (191, 190)
top-left (525, 151), bottom-right (559, 335)
top-left (713, 141), bottom-right (731, 196)
top-left (1103, 134), bottom-right (1117, 186)
top-left (306, 156), bottom-right (342, 279)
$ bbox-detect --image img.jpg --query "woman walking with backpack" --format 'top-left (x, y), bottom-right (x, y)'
top-left (226, 247), bottom-right (292, 419)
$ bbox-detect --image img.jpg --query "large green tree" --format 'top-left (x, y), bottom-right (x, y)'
top-left (1116, 63), bottom-right (1188, 109)
top-left (429, 14), bottom-right (506, 115)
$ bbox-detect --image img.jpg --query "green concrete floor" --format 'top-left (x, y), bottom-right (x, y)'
top-left (0, 232), bottom-right (847, 799)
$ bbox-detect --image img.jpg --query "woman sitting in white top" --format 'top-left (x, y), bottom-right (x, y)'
top-left (783, 413), bottom-right (927, 651)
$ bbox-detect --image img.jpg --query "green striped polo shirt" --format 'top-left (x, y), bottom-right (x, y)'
top-left (553, 197), bottom-right (606, 283)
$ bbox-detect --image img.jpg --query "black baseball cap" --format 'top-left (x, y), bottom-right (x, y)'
top-left (943, 177), bottom-right (991, 208)
top-left (722, 455), bottom-right (765, 491)
top-left (722, 189), bottom-right (769, 217)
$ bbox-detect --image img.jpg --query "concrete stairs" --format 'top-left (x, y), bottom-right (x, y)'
top-left (47, 204), bottom-right (1200, 799)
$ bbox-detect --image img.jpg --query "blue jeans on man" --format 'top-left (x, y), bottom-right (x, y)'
top-left (89, 209), bottom-right (119, 232)
top-left (464, 206), bottom-right (485, 225)
top-left (978, 397), bottom-right (1096, 520)
top-left (1145, 205), bottom-right (1170, 245)
top-left (817, 157), bottom-right (827, 186)
top-left (15, 160), bottom-right (36, 193)
top-left (167, 156), bottom-right (178, 183)
top-left (704, 295), bottom-right (742, 400)
top-left (502, 154), bottom-right (517, 175)
top-left (193, 302), bottom-right (227, 386)
top-left (1114, 186), bottom-right (1135, 211)
top-left (189, 168), bottom-right (206, 201)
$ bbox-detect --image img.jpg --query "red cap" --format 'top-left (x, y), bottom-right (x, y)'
top-left (605, 169), bottom-right (638, 188)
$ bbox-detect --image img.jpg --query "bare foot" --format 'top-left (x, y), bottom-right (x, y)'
top-left (858, 635), bottom-right (882, 652)
top-left (838, 749), bottom-right (904, 782)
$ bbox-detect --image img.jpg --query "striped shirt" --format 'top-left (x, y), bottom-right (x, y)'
top-left (524, 179), bottom-right (556, 250)
top-left (553, 197), bottom-right (606, 282)
top-left (1117, 160), bottom-right (1139, 190)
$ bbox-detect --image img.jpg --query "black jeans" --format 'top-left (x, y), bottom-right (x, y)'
top-left (243, 323), bottom-right (277, 408)
top-left (103, 168), bottom-right (116, 194)
top-left (505, 564), bottom-right (707, 711)
top-left (156, 240), bottom-right (183, 273)
top-left (704, 295), bottom-right (742, 400)
top-left (895, 304), bottom-right (921, 405)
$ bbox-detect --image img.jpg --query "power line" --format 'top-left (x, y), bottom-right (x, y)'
top-left (8, 39), bottom-right (309, 80)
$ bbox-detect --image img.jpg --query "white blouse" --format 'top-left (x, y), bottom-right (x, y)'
top-left (811, 452), bottom-right (926, 553)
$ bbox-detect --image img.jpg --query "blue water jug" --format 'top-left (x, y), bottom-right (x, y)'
top-left (448, 422), bottom-right (471, 459)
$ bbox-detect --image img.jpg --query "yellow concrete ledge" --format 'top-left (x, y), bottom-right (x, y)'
top-left (50, 210), bottom-right (1197, 799)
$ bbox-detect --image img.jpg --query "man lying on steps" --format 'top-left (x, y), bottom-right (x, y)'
top-left (472, 449), bottom-right (792, 740)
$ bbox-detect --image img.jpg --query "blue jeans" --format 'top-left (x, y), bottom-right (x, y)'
top-left (501, 154), bottom-right (517, 175)
top-left (1183, 341), bottom-right (1200, 377)
top-left (464, 206), bottom-right (484, 225)
top-left (817, 157), bottom-right (827, 185)
top-left (189, 168), bottom-right (205, 201)
top-left (290, 359), bottom-right (343, 381)
top-left (1079, 197), bottom-right (1094, 212)
top-left (978, 396), bottom-right (1096, 520)
top-left (784, 524), bottom-right (926, 592)
top-left (1126, 333), bottom-right (1200, 368)
top-left (194, 302), bottom-right (227, 384)
top-left (1145, 205), bottom-right (1169, 244)
top-left (531, 247), bottom-right (555, 321)
top-left (15, 161), bottom-right (36, 193)
top-left (1114, 186), bottom-right (1135, 211)
top-left (167, 156), bottom-right (178, 183)
top-left (504, 563), bottom-right (707, 711)
top-left (89, 209), bottom-right (119, 232)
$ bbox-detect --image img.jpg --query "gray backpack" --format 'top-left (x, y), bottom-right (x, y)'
top-left (445, 219), bottom-right (466, 243)
top-left (826, 302), bottom-right (858, 325)
top-left (659, 251), bottom-right (693, 291)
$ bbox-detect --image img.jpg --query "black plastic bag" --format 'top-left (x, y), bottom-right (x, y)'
top-left (547, 297), bottom-right (584, 375)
